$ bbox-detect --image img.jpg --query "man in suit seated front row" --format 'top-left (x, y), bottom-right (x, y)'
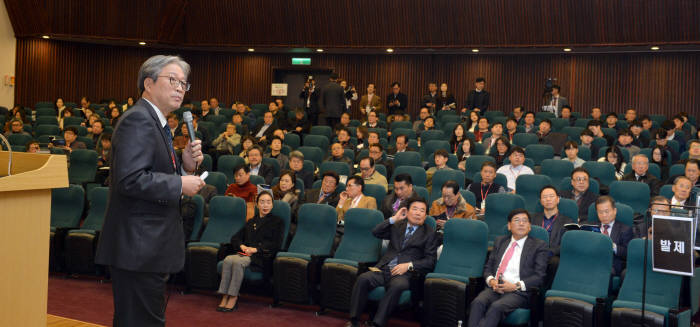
top-left (345, 197), bottom-right (438, 327)
top-left (468, 209), bottom-right (550, 327)
top-left (595, 195), bottom-right (634, 276)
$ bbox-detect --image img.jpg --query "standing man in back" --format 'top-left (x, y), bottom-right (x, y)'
top-left (96, 55), bottom-right (205, 326)
top-left (322, 73), bottom-right (346, 127)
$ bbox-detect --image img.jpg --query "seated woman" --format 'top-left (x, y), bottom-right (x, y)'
top-left (217, 191), bottom-right (283, 312)
top-left (238, 136), bottom-right (256, 165)
top-left (597, 146), bottom-right (626, 180)
top-left (490, 136), bottom-right (511, 169)
top-left (562, 141), bottom-right (585, 168)
top-left (271, 170), bottom-right (301, 214)
top-left (225, 164), bottom-right (257, 218)
top-left (335, 175), bottom-right (377, 223)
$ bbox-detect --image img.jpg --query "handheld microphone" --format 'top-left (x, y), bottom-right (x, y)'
top-left (183, 111), bottom-right (196, 143)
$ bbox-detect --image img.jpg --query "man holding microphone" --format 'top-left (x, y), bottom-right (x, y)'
top-left (96, 55), bottom-right (205, 326)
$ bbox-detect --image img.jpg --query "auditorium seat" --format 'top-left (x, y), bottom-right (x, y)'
top-left (283, 133), bottom-right (301, 149)
top-left (250, 175), bottom-right (265, 185)
top-left (216, 155), bottom-right (245, 184)
top-left (421, 140), bottom-right (450, 160)
top-left (393, 151), bottom-right (422, 167)
top-left (262, 157), bottom-right (280, 177)
top-left (310, 126), bottom-right (333, 141)
top-left (463, 155), bottom-right (493, 182)
top-left (303, 135), bottom-right (330, 156)
top-left (205, 171), bottom-right (227, 195)
top-left (430, 169), bottom-right (465, 203)
top-left (609, 181), bottom-right (651, 214)
top-left (483, 193), bottom-right (525, 244)
top-left (391, 166), bottom-right (427, 188)
top-left (512, 133), bottom-right (538, 148)
top-left (515, 174), bottom-right (553, 213)
top-left (540, 159), bottom-right (574, 187)
top-left (273, 204), bottom-right (337, 305)
top-left (423, 219), bottom-right (488, 326)
top-left (414, 186), bottom-right (430, 203)
top-left (390, 121), bottom-right (413, 131)
top-left (68, 149), bottom-right (98, 184)
top-left (200, 153), bottom-right (213, 172)
top-left (525, 144), bottom-right (554, 166)
top-left (186, 195), bottom-right (205, 242)
top-left (363, 184), bottom-right (387, 209)
top-left (8, 133), bottom-right (32, 146)
top-left (459, 189), bottom-right (476, 207)
top-left (533, 198), bottom-right (579, 219)
top-left (374, 164), bottom-right (387, 178)
top-left (582, 161), bottom-right (616, 186)
top-left (297, 146), bottom-right (324, 167)
top-left (611, 239), bottom-right (690, 327)
top-left (319, 208), bottom-right (383, 313)
top-left (320, 161), bottom-right (351, 177)
top-left (64, 187), bottom-right (108, 274)
top-left (669, 164), bottom-right (685, 179)
top-left (186, 196), bottom-right (246, 290)
top-left (35, 116), bottom-right (58, 126)
top-left (659, 184), bottom-right (674, 200)
top-left (49, 185), bottom-right (85, 272)
top-left (420, 130), bottom-right (446, 144)
top-left (560, 126), bottom-right (584, 142)
top-left (544, 231), bottom-right (613, 327)
top-left (35, 107), bottom-right (56, 117)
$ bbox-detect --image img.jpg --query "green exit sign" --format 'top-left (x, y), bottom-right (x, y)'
top-left (292, 57), bottom-right (311, 65)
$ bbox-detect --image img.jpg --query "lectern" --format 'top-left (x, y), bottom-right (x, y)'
top-left (0, 151), bottom-right (68, 326)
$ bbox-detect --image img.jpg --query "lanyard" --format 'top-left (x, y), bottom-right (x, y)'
top-left (480, 183), bottom-right (492, 202)
top-left (542, 214), bottom-right (557, 231)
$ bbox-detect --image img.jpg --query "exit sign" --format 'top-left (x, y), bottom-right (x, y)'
top-left (292, 58), bottom-right (311, 65)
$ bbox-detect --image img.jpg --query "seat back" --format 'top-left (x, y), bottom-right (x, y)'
top-left (586, 202), bottom-right (635, 227)
top-left (609, 181), bottom-right (650, 214)
top-left (549, 231), bottom-right (613, 300)
top-left (430, 169), bottom-right (465, 202)
top-left (304, 134), bottom-right (330, 156)
top-left (50, 185), bottom-right (85, 228)
top-left (515, 174), bottom-right (553, 212)
top-left (512, 133), bottom-right (538, 148)
top-left (391, 166), bottom-right (427, 187)
top-left (559, 176), bottom-right (600, 195)
top-left (484, 193), bottom-right (525, 242)
top-left (297, 146), bottom-right (324, 166)
top-left (391, 128), bottom-right (416, 141)
top-left (540, 159), bottom-right (574, 187)
top-left (464, 155), bottom-right (494, 180)
top-left (81, 187), bottom-right (109, 231)
top-left (320, 161), bottom-right (351, 176)
top-left (68, 149), bottom-right (98, 184)
top-left (393, 151), bottom-right (422, 167)
top-left (617, 239), bottom-right (682, 309)
top-left (582, 161), bottom-right (617, 186)
top-left (283, 133), bottom-right (301, 149)
top-left (199, 196), bottom-right (246, 244)
top-left (363, 184), bottom-right (386, 209)
top-left (288, 204), bottom-right (337, 256)
top-left (200, 154), bottom-right (213, 172)
top-left (271, 200), bottom-right (292, 249)
top-left (310, 126), bottom-right (333, 141)
top-left (188, 195), bottom-right (205, 240)
top-left (421, 140), bottom-right (451, 159)
top-left (262, 157), bottom-right (280, 177)
top-left (35, 124), bottom-right (60, 136)
top-left (390, 121), bottom-right (413, 131)
top-left (525, 144), bottom-right (554, 166)
top-left (8, 133), bottom-right (32, 146)
top-left (534, 198), bottom-right (579, 220)
top-left (459, 189), bottom-right (476, 207)
top-left (420, 130), bottom-right (446, 143)
top-left (414, 186), bottom-right (430, 202)
top-left (216, 155), bottom-right (245, 184)
top-left (334, 208), bottom-right (384, 263)
top-left (205, 171), bottom-right (228, 195)
top-left (434, 219), bottom-right (489, 278)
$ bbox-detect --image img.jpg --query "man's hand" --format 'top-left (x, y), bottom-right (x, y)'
top-left (338, 191), bottom-right (348, 204)
top-left (182, 139), bottom-right (204, 173)
top-left (436, 219), bottom-right (446, 228)
top-left (295, 126), bottom-right (303, 132)
top-left (393, 207), bottom-right (408, 221)
top-left (489, 278), bottom-right (499, 291)
top-left (391, 263), bottom-right (410, 276)
top-left (181, 175), bottom-right (205, 196)
top-left (473, 108), bottom-right (481, 112)
top-left (494, 281), bottom-right (518, 294)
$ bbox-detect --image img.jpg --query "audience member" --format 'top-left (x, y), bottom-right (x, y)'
top-left (381, 173), bottom-right (419, 218)
top-left (562, 141), bottom-right (585, 168)
top-left (616, 129), bottom-right (640, 157)
top-left (426, 149), bottom-right (452, 193)
top-left (421, 83), bottom-right (438, 114)
top-left (670, 176), bottom-right (695, 207)
top-left (538, 119), bottom-right (568, 154)
top-left (624, 108), bottom-right (637, 125)
top-left (336, 176), bottom-right (377, 222)
top-left (605, 112), bottom-right (621, 132)
top-left (337, 127), bottom-right (354, 150)
top-left (622, 154), bottom-right (661, 197)
top-left (474, 117), bottom-right (490, 142)
top-left (326, 143), bottom-right (355, 175)
top-left (464, 77), bottom-right (490, 113)
top-left (530, 186), bottom-right (574, 255)
top-left (369, 143), bottom-right (393, 179)
top-left (628, 120), bottom-right (649, 148)
top-left (357, 156), bottom-right (388, 192)
top-left (587, 119), bottom-right (614, 146)
top-left (288, 151), bottom-right (314, 189)
top-left (590, 107), bottom-right (603, 121)
top-left (560, 105), bottom-right (576, 126)
top-left (654, 128), bottom-right (680, 162)
top-left (547, 85), bottom-right (568, 117)
top-left (413, 107), bottom-right (431, 132)
top-left (88, 120), bottom-right (104, 144)
top-left (496, 147), bottom-right (534, 192)
top-left (560, 168), bottom-right (597, 223)
top-left (429, 180), bottom-right (476, 232)
top-left (263, 136), bottom-right (288, 171)
top-left (321, 73), bottom-right (345, 127)
top-left (490, 137), bottom-right (511, 168)
top-left (595, 196), bottom-right (633, 276)
top-left (225, 164), bottom-right (257, 203)
top-left (579, 129), bottom-right (599, 160)
top-left (436, 83), bottom-right (456, 111)
top-left (253, 111), bottom-right (278, 145)
top-left (482, 122), bottom-right (503, 154)
top-left (466, 111), bottom-right (480, 133)
top-left (387, 134), bottom-right (415, 157)
top-left (359, 83), bottom-right (382, 117)
top-left (288, 108), bottom-right (310, 136)
top-left (248, 146), bottom-right (275, 185)
top-left (4, 118), bottom-right (30, 137)
top-left (340, 80), bottom-right (358, 113)
top-left (523, 112), bottom-right (537, 133)
top-left (417, 116), bottom-right (436, 142)
top-left (25, 140), bottom-right (40, 153)
top-left (386, 82), bottom-right (408, 116)
top-left (363, 110), bottom-right (386, 129)
top-left (271, 170), bottom-right (301, 214)
top-left (304, 171), bottom-right (341, 207)
top-left (449, 124), bottom-right (468, 154)
top-left (467, 161), bottom-right (507, 210)
top-left (597, 146), bottom-right (626, 180)
top-left (299, 78), bottom-right (320, 125)
top-left (166, 113), bottom-right (179, 136)
top-left (97, 133), bottom-right (112, 167)
top-left (457, 138), bottom-right (477, 170)
top-left (212, 123), bottom-right (241, 157)
top-left (238, 136), bottom-right (255, 164)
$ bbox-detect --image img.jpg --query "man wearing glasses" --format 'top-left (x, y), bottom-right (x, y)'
top-left (3, 118), bottom-right (30, 137)
top-left (560, 167), bottom-right (598, 223)
top-left (595, 196), bottom-right (634, 276)
top-left (96, 55), bottom-right (205, 326)
top-left (357, 156), bottom-right (388, 192)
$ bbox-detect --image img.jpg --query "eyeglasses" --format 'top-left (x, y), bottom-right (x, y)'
top-left (573, 177), bottom-right (588, 182)
top-left (359, 167), bottom-right (372, 171)
top-left (511, 218), bottom-right (529, 224)
top-left (158, 75), bottom-right (191, 91)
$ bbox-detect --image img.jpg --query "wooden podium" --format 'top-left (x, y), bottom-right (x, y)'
top-left (0, 151), bottom-right (68, 327)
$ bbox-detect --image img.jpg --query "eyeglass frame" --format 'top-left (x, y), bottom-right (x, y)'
top-left (157, 75), bottom-right (191, 92)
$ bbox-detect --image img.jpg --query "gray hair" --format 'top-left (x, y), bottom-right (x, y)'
top-left (137, 55), bottom-right (190, 94)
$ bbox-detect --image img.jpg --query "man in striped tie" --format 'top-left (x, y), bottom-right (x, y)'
top-left (595, 196), bottom-right (633, 276)
top-left (468, 209), bottom-right (549, 327)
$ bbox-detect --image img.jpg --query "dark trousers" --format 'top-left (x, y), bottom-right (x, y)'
top-left (326, 117), bottom-right (340, 127)
top-left (349, 270), bottom-right (410, 327)
top-left (110, 266), bottom-right (170, 327)
top-left (468, 288), bottom-right (528, 327)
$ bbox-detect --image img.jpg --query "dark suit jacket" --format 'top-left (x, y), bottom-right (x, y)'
top-left (322, 82), bottom-right (346, 118)
top-left (253, 162), bottom-right (275, 185)
top-left (95, 99), bottom-right (185, 273)
top-left (252, 122), bottom-right (278, 141)
top-left (373, 219), bottom-right (438, 274)
top-left (530, 213), bottom-right (574, 255)
top-left (386, 92), bottom-right (408, 115)
top-left (621, 172), bottom-right (661, 197)
top-left (299, 88), bottom-right (320, 114)
top-left (484, 235), bottom-right (549, 290)
top-left (560, 189), bottom-right (597, 223)
top-left (229, 213), bottom-right (284, 272)
top-left (303, 188), bottom-right (340, 208)
top-left (465, 90), bottom-right (490, 112)
top-left (605, 221), bottom-right (634, 275)
top-left (293, 169), bottom-right (315, 191)
top-left (380, 190), bottom-right (419, 219)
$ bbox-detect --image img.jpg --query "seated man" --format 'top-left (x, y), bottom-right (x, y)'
top-left (247, 145), bottom-right (275, 185)
top-left (326, 142), bottom-right (355, 175)
top-left (654, 128), bottom-right (679, 162)
top-left (429, 180), bottom-right (476, 231)
top-left (628, 120), bottom-right (649, 148)
top-left (496, 147), bottom-right (534, 192)
top-left (468, 209), bottom-right (549, 327)
top-left (357, 156), bottom-right (388, 192)
top-left (225, 164), bottom-right (257, 219)
top-left (687, 140), bottom-right (700, 161)
top-left (636, 196), bottom-right (671, 238)
top-left (426, 149), bottom-right (453, 194)
top-left (466, 161), bottom-right (507, 210)
top-left (211, 123), bottom-right (241, 157)
top-left (50, 126), bottom-right (87, 154)
top-left (303, 171), bottom-right (341, 208)
top-left (622, 154), bottom-right (661, 197)
top-left (579, 129), bottom-right (600, 161)
top-left (605, 112), bottom-right (622, 132)
top-left (530, 186), bottom-right (573, 255)
top-left (595, 196), bottom-right (633, 276)
top-left (337, 127), bottom-right (355, 150)
top-left (252, 111), bottom-right (278, 145)
top-left (336, 176), bottom-right (377, 222)
top-left (670, 176), bottom-right (696, 207)
top-left (522, 112), bottom-right (538, 134)
top-left (387, 134), bottom-right (416, 158)
top-left (369, 143), bottom-right (394, 180)
top-left (263, 136), bottom-right (289, 171)
top-left (346, 198), bottom-right (437, 327)
top-left (4, 118), bottom-right (31, 137)
top-left (537, 119), bottom-right (568, 155)
top-left (560, 167), bottom-right (598, 223)
top-left (587, 119), bottom-right (615, 147)
top-left (616, 129), bottom-right (641, 157)
top-left (381, 173), bottom-right (419, 219)
top-left (288, 150), bottom-right (315, 190)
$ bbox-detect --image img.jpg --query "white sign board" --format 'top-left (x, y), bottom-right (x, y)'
top-left (271, 83), bottom-right (288, 97)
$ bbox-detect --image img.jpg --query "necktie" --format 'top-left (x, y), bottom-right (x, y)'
top-left (163, 125), bottom-right (176, 170)
top-left (603, 224), bottom-right (610, 236)
top-left (392, 199), bottom-right (402, 212)
top-left (401, 226), bottom-right (416, 248)
top-left (496, 241), bottom-right (518, 279)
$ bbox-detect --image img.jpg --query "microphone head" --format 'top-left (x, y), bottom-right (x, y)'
top-left (183, 111), bottom-right (193, 122)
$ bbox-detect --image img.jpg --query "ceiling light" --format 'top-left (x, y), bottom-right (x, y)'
top-left (248, 48), bottom-right (255, 52)
top-left (471, 49), bottom-right (479, 53)
top-left (650, 46), bottom-right (660, 51)
top-left (316, 49), bottom-right (324, 53)
top-left (41, 35), bottom-right (50, 39)
top-left (386, 48), bottom-right (394, 53)
top-left (138, 41), bottom-right (146, 46)
top-left (563, 48), bottom-right (572, 52)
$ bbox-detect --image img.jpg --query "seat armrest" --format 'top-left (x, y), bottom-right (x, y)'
top-left (594, 297), bottom-right (607, 327)
top-left (669, 307), bottom-right (690, 327)
top-left (357, 261), bottom-right (377, 275)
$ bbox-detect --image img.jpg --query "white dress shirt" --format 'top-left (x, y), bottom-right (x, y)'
top-left (496, 164), bottom-right (534, 191)
top-left (486, 236), bottom-right (527, 291)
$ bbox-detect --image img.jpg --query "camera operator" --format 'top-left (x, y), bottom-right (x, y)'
top-left (299, 77), bottom-right (320, 125)
top-left (340, 79), bottom-right (358, 114)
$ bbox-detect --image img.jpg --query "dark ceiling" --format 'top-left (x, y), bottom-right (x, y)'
top-left (5, 0), bottom-right (700, 53)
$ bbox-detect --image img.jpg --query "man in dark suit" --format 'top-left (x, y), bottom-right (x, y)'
top-left (621, 154), bottom-right (662, 197)
top-left (530, 186), bottom-right (573, 255)
top-left (560, 167), bottom-right (598, 223)
top-left (464, 77), bottom-right (490, 114)
top-left (468, 209), bottom-right (549, 327)
top-left (299, 78), bottom-right (320, 125)
top-left (303, 171), bottom-right (341, 208)
top-left (595, 196), bottom-right (634, 276)
top-left (95, 55), bottom-right (205, 327)
top-left (247, 146), bottom-right (275, 185)
top-left (346, 197), bottom-right (437, 327)
top-left (386, 82), bottom-right (408, 116)
top-left (321, 73), bottom-right (346, 127)
top-left (381, 173), bottom-right (419, 218)
top-left (252, 111), bottom-right (278, 146)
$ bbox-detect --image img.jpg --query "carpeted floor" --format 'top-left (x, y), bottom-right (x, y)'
top-left (47, 275), bottom-right (421, 327)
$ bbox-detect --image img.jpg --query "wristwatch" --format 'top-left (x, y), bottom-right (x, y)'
top-left (408, 262), bottom-right (414, 272)
top-left (515, 282), bottom-right (523, 291)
